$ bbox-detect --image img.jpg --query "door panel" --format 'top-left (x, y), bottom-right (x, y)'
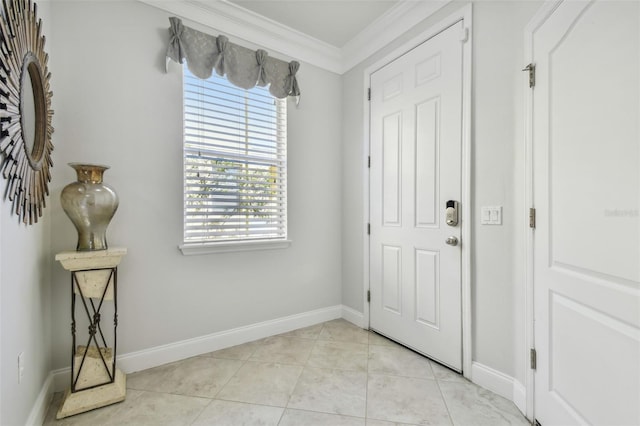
top-left (532, 1), bottom-right (640, 424)
top-left (415, 249), bottom-right (439, 328)
top-left (382, 113), bottom-right (402, 226)
top-left (548, 1), bottom-right (639, 283)
top-left (382, 245), bottom-right (402, 315)
top-left (415, 98), bottom-right (439, 228)
top-left (370, 21), bottom-right (464, 370)
top-left (549, 292), bottom-right (639, 424)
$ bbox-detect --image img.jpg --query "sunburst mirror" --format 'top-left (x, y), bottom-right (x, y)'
top-left (0, 0), bottom-right (53, 225)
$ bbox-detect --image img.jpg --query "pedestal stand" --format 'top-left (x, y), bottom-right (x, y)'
top-left (55, 248), bottom-right (127, 419)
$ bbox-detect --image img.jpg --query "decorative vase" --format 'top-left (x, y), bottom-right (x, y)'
top-left (61, 163), bottom-right (119, 251)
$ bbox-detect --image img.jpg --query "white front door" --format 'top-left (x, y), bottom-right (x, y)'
top-left (369, 21), bottom-right (465, 371)
top-left (532, 1), bottom-right (640, 424)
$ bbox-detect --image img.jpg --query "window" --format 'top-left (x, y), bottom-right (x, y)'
top-left (180, 65), bottom-right (288, 254)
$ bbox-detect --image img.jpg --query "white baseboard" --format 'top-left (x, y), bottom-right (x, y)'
top-left (471, 362), bottom-right (513, 400)
top-left (52, 366), bottom-right (72, 395)
top-left (50, 305), bottom-right (343, 392)
top-left (471, 361), bottom-right (514, 400)
top-left (341, 305), bottom-right (365, 328)
top-left (26, 372), bottom-right (54, 426)
top-left (470, 362), bottom-right (527, 417)
top-left (512, 379), bottom-right (526, 415)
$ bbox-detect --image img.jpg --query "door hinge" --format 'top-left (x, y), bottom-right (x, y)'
top-left (367, 223), bottom-right (371, 235)
top-left (367, 88), bottom-right (371, 101)
top-left (367, 290), bottom-right (371, 303)
top-left (530, 348), bottom-right (537, 370)
top-left (459, 27), bottom-right (469, 43)
top-left (523, 63), bottom-right (535, 88)
top-left (368, 156), bottom-right (371, 168)
top-left (529, 208), bottom-right (536, 229)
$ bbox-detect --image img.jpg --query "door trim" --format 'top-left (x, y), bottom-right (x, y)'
top-left (523, 1), bottom-right (563, 421)
top-left (362, 3), bottom-right (473, 379)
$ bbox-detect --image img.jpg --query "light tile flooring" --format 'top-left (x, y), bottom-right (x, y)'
top-left (44, 319), bottom-right (529, 425)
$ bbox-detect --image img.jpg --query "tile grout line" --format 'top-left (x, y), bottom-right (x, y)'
top-left (187, 396), bottom-right (215, 426)
top-left (181, 349), bottom-right (264, 425)
top-left (208, 337), bottom-right (263, 407)
top-left (207, 337), bottom-right (292, 424)
top-left (279, 322), bottom-right (325, 425)
top-left (434, 371), bottom-right (456, 426)
top-left (279, 407), bottom-right (367, 422)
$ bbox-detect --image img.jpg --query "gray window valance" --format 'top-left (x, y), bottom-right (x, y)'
top-left (166, 17), bottom-right (300, 100)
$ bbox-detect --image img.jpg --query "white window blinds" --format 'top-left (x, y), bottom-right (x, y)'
top-left (183, 65), bottom-right (287, 244)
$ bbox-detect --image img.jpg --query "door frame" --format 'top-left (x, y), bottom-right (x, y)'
top-left (362, 3), bottom-right (473, 378)
top-left (523, 0), bottom-right (564, 421)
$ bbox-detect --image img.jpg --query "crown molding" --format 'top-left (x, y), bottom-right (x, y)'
top-left (341, 0), bottom-right (451, 73)
top-left (140, 0), bottom-right (451, 75)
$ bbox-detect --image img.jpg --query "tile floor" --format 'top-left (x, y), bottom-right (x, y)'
top-left (44, 319), bottom-right (529, 425)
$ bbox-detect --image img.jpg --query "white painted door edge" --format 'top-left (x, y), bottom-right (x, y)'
top-left (523, 1), bottom-right (563, 422)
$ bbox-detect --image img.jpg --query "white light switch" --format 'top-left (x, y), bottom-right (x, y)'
top-left (481, 206), bottom-right (502, 225)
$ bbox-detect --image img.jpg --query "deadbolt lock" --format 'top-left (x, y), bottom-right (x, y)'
top-left (446, 200), bottom-right (459, 226)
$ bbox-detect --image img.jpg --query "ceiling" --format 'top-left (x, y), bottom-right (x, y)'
top-left (227, 0), bottom-right (400, 47)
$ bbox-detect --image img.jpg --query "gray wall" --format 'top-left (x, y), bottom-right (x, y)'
top-left (0, 3), bottom-right (53, 425)
top-left (0, 192), bottom-right (52, 426)
top-left (341, 0), bottom-right (541, 381)
top-left (48, 0), bottom-right (343, 371)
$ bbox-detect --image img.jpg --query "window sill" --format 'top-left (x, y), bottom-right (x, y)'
top-left (179, 239), bottom-right (292, 255)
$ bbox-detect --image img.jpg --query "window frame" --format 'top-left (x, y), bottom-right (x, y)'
top-left (179, 67), bottom-right (290, 255)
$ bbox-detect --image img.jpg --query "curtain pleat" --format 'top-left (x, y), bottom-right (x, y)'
top-left (166, 17), bottom-right (301, 100)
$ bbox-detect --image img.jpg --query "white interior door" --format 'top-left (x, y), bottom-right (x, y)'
top-left (369, 21), bottom-right (464, 371)
top-left (532, 1), bottom-right (640, 424)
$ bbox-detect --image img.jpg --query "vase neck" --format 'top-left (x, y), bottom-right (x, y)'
top-left (69, 163), bottom-right (108, 184)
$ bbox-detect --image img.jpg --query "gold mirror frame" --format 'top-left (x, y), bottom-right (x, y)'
top-left (0, 0), bottom-right (53, 224)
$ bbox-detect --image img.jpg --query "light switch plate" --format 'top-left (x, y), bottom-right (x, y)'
top-left (481, 206), bottom-right (502, 225)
